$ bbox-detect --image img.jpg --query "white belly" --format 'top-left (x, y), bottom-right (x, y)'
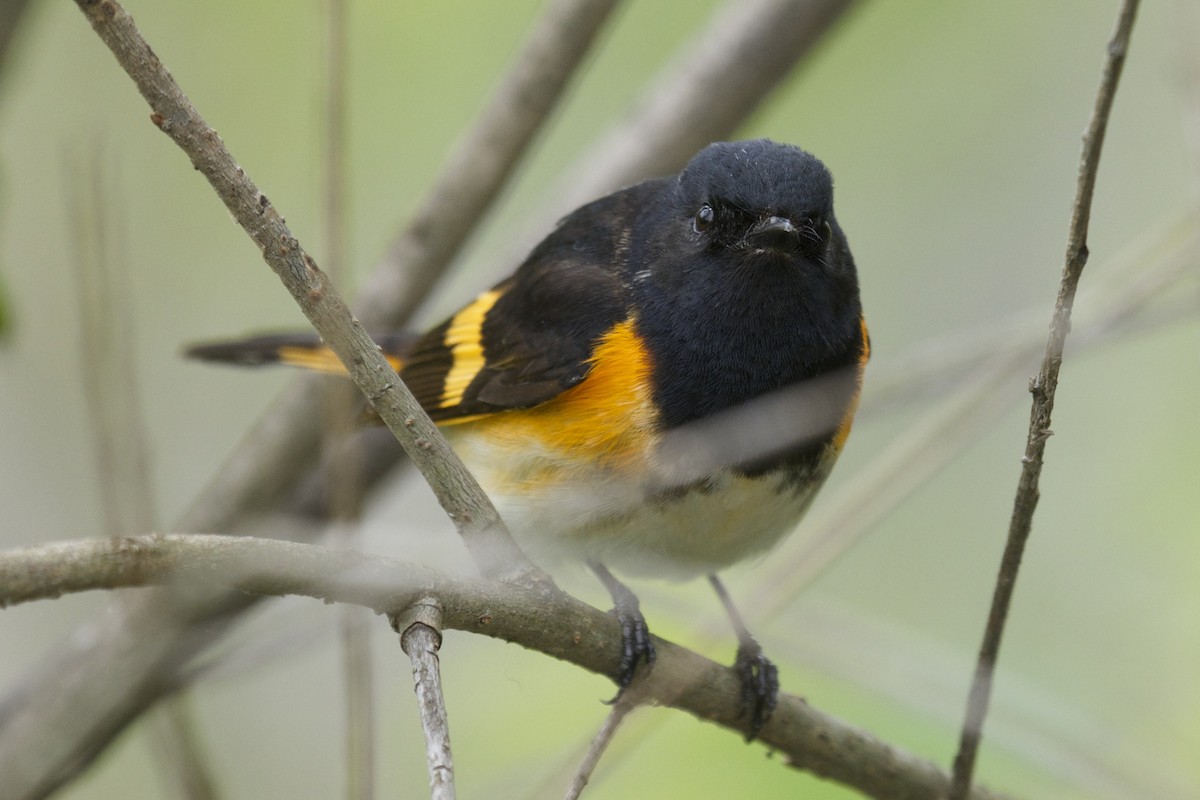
top-left (450, 425), bottom-right (834, 580)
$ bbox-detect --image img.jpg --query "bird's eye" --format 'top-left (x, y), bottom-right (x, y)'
top-left (693, 204), bottom-right (715, 233)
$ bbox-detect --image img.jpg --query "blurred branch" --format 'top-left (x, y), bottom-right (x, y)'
top-left (356, 0), bottom-right (621, 329)
top-left (0, 0), bottom-right (34, 86)
top-left (0, 278), bottom-right (9, 340)
top-left (507, 0), bottom-right (860, 267)
top-left (68, 154), bottom-right (222, 800)
top-left (395, 599), bottom-right (455, 800)
top-left (567, 0), bottom-right (856, 196)
top-left (949, 2), bottom-right (1142, 798)
top-left (319, 0), bottom-right (377, 795)
top-left (1174, 0), bottom-right (1200, 200)
top-left (0, 533), bottom-right (1012, 800)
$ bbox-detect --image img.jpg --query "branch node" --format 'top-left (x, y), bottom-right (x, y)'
top-left (394, 596), bottom-right (445, 653)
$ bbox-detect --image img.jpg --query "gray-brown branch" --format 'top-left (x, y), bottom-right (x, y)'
top-left (0, 534), bottom-right (1011, 800)
top-left (76, 0), bottom-right (533, 580)
top-left (396, 599), bottom-right (455, 800)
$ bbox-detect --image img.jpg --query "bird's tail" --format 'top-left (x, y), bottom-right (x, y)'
top-left (185, 331), bottom-right (416, 375)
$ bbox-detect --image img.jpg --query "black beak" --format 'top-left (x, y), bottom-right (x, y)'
top-left (744, 216), bottom-right (801, 253)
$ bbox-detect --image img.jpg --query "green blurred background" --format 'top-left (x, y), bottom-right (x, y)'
top-left (1, 1), bottom-right (1198, 798)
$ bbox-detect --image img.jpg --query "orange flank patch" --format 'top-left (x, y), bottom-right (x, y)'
top-left (450, 319), bottom-right (660, 486)
top-left (438, 289), bottom-right (503, 409)
top-left (832, 316), bottom-right (871, 451)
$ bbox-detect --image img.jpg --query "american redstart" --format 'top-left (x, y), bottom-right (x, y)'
top-left (189, 139), bottom-right (869, 739)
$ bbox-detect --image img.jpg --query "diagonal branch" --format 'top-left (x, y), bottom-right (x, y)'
top-left (81, 0), bottom-right (535, 578)
top-left (0, 534), bottom-right (1013, 800)
top-left (948, 2), bottom-right (1142, 797)
top-left (74, 0), bottom-right (535, 581)
top-left (563, 0), bottom-right (857, 201)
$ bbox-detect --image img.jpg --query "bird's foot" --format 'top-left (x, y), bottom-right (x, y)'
top-left (733, 638), bottom-right (778, 741)
top-left (608, 599), bottom-right (656, 695)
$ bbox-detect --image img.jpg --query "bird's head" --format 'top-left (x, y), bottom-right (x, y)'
top-left (674, 139), bottom-right (847, 273)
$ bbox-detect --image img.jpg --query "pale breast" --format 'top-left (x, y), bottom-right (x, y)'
top-left (450, 419), bottom-right (838, 579)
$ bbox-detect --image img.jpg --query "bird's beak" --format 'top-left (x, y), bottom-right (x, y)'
top-left (744, 216), bottom-right (801, 253)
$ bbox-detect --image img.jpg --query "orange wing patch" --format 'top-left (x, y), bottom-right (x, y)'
top-left (453, 318), bottom-right (659, 476)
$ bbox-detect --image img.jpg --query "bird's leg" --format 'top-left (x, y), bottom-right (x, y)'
top-left (590, 562), bottom-right (656, 690)
top-left (708, 573), bottom-right (778, 741)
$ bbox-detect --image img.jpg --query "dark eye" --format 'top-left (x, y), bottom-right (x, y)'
top-left (693, 204), bottom-right (714, 233)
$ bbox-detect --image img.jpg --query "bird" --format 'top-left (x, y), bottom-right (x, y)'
top-left (188, 138), bottom-right (869, 740)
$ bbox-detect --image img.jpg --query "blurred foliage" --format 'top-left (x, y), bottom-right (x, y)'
top-left (0, 275), bottom-right (9, 340)
top-left (0, 1), bottom-right (1197, 799)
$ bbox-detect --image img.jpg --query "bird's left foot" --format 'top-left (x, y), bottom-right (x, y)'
top-left (733, 638), bottom-right (778, 741)
top-left (611, 600), bottom-right (656, 691)
top-left (591, 562), bottom-right (656, 694)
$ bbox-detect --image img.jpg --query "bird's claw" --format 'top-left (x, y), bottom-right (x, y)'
top-left (733, 639), bottom-right (778, 741)
top-left (607, 604), bottom-right (656, 699)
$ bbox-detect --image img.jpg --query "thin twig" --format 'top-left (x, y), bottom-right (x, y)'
top-left (68, 155), bottom-right (155, 538)
top-left (948, 3), bottom-right (1141, 798)
top-left (0, 533), bottom-right (1011, 800)
top-left (151, 700), bottom-right (222, 800)
top-left (68, 154), bottom-right (223, 800)
top-left (562, 684), bottom-right (647, 800)
top-left (396, 599), bottom-right (455, 800)
top-left (319, 1), bottom-right (376, 796)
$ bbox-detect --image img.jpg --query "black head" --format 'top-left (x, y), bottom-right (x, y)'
top-left (630, 139), bottom-right (863, 433)
top-left (675, 139), bottom-right (841, 266)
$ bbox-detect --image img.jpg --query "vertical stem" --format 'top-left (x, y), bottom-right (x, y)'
top-left (70, 155), bottom-right (222, 800)
top-left (397, 599), bottom-right (454, 800)
top-left (319, 2), bottom-right (376, 797)
top-left (948, 2), bottom-right (1141, 797)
